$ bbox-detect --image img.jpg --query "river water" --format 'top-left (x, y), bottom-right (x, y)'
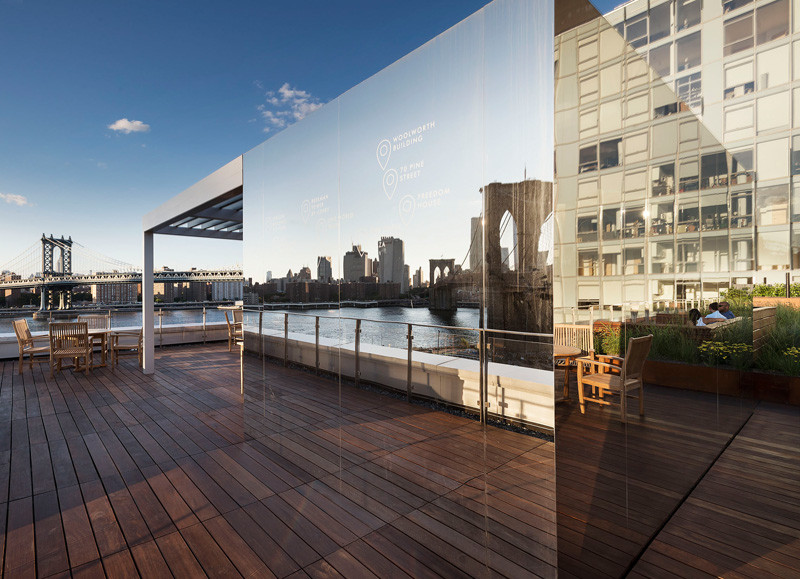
top-left (1, 307), bottom-right (481, 350)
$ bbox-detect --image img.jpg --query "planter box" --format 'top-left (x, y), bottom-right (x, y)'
top-left (753, 297), bottom-right (800, 309)
top-left (644, 359), bottom-right (800, 405)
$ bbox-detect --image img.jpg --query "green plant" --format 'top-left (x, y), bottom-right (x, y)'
top-left (698, 341), bottom-right (753, 369)
top-left (595, 325), bottom-right (624, 356)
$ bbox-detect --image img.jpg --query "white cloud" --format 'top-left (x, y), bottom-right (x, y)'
top-left (108, 118), bottom-right (150, 134)
top-left (256, 83), bottom-right (324, 133)
top-left (0, 192), bottom-right (29, 206)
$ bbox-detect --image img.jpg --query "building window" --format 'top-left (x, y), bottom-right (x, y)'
top-left (602, 207), bottom-right (621, 240)
top-left (677, 32), bottom-right (702, 72)
top-left (649, 44), bottom-right (671, 78)
top-left (724, 60), bottom-right (754, 99)
top-left (677, 0), bottom-right (701, 31)
top-left (757, 138), bottom-right (789, 181)
top-left (700, 152), bottom-right (728, 189)
top-left (757, 45), bottom-right (789, 90)
top-left (724, 13), bottom-right (754, 56)
top-left (651, 201), bottom-right (675, 235)
top-left (701, 236), bottom-right (730, 273)
top-left (626, 13), bottom-right (648, 49)
top-left (577, 214), bottom-right (598, 242)
top-left (756, 0), bottom-right (789, 46)
top-left (731, 236), bottom-right (754, 271)
top-left (602, 251), bottom-right (620, 276)
top-left (650, 2), bottom-right (671, 42)
top-left (677, 200), bottom-right (700, 233)
top-left (791, 184), bottom-right (800, 222)
top-left (756, 184), bottom-right (790, 226)
top-left (677, 240), bottom-right (700, 273)
top-left (578, 250), bottom-right (600, 276)
top-left (701, 192), bottom-right (729, 231)
top-left (624, 247), bottom-right (645, 275)
top-left (579, 145), bottom-right (598, 173)
top-left (731, 149), bottom-right (754, 184)
top-left (651, 163), bottom-right (675, 196)
top-left (624, 205), bottom-right (647, 238)
top-left (757, 230), bottom-right (789, 270)
top-left (679, 159), bottom-right (699, 192)
top-left (757, 92), bottom-right (790, 133)
top-left (651, 240), bottom-right (675, 273)
top-left (600, 138), bottom-right (622, 169)
top-left (792, 136), bottom-right (800, 176)
top-left (676, 73), bottom-right (702, 109)
top-left (723, 0), bottom-right (753, 13)
top-left (731, 189), bottom-right (753, 228)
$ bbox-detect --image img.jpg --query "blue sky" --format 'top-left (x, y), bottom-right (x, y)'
top-left (0, 0), bottom-right (502, 271)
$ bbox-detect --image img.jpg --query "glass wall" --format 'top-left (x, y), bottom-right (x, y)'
top-left (242, 0), bottom-right (556, 575)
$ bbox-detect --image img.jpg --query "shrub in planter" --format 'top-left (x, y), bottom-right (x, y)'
top-left (698, 341), bottom-right (752, 370)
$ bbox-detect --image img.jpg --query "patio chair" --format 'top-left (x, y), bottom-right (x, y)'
top-left (12, 319), bottom-right (50, 375)
top-left (576, 334), bottom-right (653, 422)
top-left (554, 323), bottom-right (595, 371)
top-left (78, 314), bottom-right (110, 366)
top-left (109, 328), bottom-right (143, 367)
top-left (49, 321), bottom-right (92, 376)
top-left (224, 309), bottom-right (243, 352)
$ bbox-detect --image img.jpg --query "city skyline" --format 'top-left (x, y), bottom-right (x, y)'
top-left (0, 0), bottom-right (500, 270)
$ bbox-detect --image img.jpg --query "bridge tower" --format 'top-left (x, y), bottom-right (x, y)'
top-left (428, 259), bottom-right (457, 311)
top-left (40, 234), bottom-right (74, 311)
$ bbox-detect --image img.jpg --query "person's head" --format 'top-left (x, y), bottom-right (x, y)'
top-left (709, 302), bottom-right (719, 311)
top-left (719, 301), bottom-right (731, 313)
top-left (688, 308), bottom-right (702, 324)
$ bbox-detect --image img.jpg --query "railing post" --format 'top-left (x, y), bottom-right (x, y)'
top-left (202, 306), bottom-right (207, 345)
top-left (406, 323), bottom-right (413, 401)
top-left (258, 310), bottom-right (264, 360)
top-left (354, 319), bottom-right (361, 387)
top-left (478, 329), bottom-right (486, 425)
top-left (283, 313), bottom-right (288, 367)
top-left (158, 308), bottom-right (163, 348)
top-left (315, 316), bottom-right (320, 374)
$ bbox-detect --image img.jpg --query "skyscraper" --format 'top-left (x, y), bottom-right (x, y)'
top-left (317, 256), bottom-right (332, 283)
top-left (378, 237), bottom-right (408, 293)
top-left (343, 245), bottom-right (370, 282)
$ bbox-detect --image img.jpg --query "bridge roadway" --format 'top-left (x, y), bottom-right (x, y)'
top-left (0, 270), bottom-right (243, 289)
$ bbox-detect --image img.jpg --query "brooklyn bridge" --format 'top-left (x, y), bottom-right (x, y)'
top-left (0, 235), bottom-right (242, 310)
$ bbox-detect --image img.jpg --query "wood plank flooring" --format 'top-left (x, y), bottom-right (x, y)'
top-left (0, 344), bottom-right (557, 577)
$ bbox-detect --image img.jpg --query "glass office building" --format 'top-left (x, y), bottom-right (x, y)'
top-left (555, 0), bottom-right (798, 320)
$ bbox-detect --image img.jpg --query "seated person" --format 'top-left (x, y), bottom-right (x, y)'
top-left (688, 308), bottom-right (706, 327)
top-left (718, 301), bottom-right (736, 319)
top-left (704, 302), bottom-right (726, 324)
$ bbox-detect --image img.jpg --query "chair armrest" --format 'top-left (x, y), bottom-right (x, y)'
top-left (578, 359), bottom-right (622, 371)
top-left (596, 354), bottom-right (624, 363)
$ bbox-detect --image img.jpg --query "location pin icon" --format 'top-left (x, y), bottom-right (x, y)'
top-left (376, 139), bottom-right (391, 170)
top-left (399, 194), bottom-right (415, 226)
top-left (383, 169), bottom-right (398, 200)
top-left (300, 200), bottom-right (311, 224)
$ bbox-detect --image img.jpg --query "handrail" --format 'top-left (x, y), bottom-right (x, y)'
top-left (242, 307), bottom-right (552, 340)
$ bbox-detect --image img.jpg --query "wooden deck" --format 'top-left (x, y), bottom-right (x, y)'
top-left (557, 369), bottom-right (800, 578)
top-left (0, 344), bottom-right (557, 578)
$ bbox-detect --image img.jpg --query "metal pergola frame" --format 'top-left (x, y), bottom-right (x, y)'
top-left (141, 156), bottom-right (243, 374)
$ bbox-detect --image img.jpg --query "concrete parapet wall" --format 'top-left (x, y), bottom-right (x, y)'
top-left (244, 329), bottom-right (554, 431)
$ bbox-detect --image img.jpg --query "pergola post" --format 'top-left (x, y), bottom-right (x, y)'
top-left (143, 230), bottom-right (155, 374)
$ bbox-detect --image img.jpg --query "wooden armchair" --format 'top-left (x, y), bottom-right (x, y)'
top-left (49, 322), bottom-right (92, 376)
top-left (13, 319), bottom-right (50, 375)
top-left (224, 309), bottom-right (243, 352)
top-left (554, 323), bottom-right (595, 382)
top-left (78, 314), bottom-right (110, 366)
top-left (109, 329), bottom-right (143, 367)
top-left (576, 334), bottom-right (653, 422)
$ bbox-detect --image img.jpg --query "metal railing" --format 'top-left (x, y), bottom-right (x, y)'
top-left (243, 307), bottom-right (552, 424)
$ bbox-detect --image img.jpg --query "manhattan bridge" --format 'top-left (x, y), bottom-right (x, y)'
top-left (0, 235), bottom-right (242, 310)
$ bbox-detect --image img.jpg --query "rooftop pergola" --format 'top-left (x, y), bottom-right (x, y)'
top-left (141, 156), bottom-right (242, 374)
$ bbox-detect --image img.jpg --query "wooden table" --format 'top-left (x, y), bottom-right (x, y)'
top-left (554, 344), bottom-right (582, 400)
top-left (88, 329), bottom-right (110, 368)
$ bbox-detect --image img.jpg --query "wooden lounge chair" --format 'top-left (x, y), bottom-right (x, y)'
top-left (224, 309), bottom-right (243, 352)
top-left (576, 334), bottom-right (653, 422)
top-left (109, 329), bottom-right (143, 367)
top-left (13, 319), bottom-right (50, 375)
top-left (49, 321), bottom-right (92, 376)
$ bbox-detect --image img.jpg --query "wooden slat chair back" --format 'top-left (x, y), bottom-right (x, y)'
top-left (77, 314), bottom-right (110, 330)
top-left (225, 309), bottom-right (244, 352)
top-left (13, 319), bottom-right (50, 375)
top-left (554, 323), bottom-right (595, 354)
top-left (49, 322), bottom-right (92, 376)
top-left (577, 334), bottom-right (653, 423)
